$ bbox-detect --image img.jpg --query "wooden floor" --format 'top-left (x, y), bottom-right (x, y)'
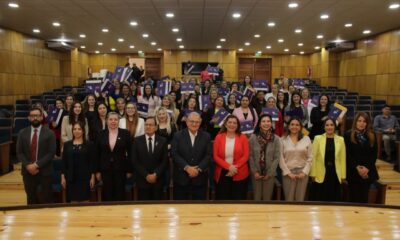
top-left (0, 160), bottom-right (399, 207)
top-left (1, 203), bottom-right (400, 239)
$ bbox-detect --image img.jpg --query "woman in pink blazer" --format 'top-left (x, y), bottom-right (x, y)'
top-left (213, 115), bottom-right (250, 200)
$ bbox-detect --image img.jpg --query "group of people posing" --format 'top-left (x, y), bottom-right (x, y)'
top-left (17, 76), bottom-right (388, 205)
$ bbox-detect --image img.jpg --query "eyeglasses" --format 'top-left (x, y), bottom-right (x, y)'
top-left (29, 115), bottom-right (41, 119)
top-left (188, 120), bottom-right (201, 124)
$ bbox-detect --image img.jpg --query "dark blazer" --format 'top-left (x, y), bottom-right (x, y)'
top-left (131, 135), bottom-right (168, 188)
top-left (61, 141), bottom-right (96, 182)
top-left (16, 126), bottom-right (56, 176)
top-left (344, 130), bottom-right (379, 183)
top-left (95, 128), bottom-right (132, 173)
top-left (89, 116), bottom-right (107, 141)
top-left (171, 129), bottom-right (212, 186)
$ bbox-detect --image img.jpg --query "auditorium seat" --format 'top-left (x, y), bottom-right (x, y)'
top-left (15, 99), bottom-right (30, 105)
top-left (356, 105), bottom-right (372, 111)
top-left (0, 118), bottom-right (12, 128)
top-left (15, 104), bottom-right (30, 111)
top-left (12, 118), bottom-right (29, 138)
top-left (14, 111), bottom-right (29, 118)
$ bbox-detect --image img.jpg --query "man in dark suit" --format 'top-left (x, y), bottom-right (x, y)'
top-left (171, 112), bottom-right (212, 200)
top-left (16, 107), bottom-right (56, 204)
top-left (132, 117), bottom-right (168, 200)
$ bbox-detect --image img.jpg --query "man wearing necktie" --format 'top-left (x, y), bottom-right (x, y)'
top-left (131, 117), bottom-right (168, 200)
top-left (16, 107), bottom-right (56, 204)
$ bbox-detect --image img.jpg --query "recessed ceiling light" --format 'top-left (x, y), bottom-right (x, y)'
top-left (244, 42), bottom-right (250, 46)
top-left (216, 45), bottom-right (222, 49)
top-left (102, 28), bottom-right (109, 33)
top-left (389, 3), bottom-right (400, 9)
top-left (98, 42), bottom-right (103, 46)
top-left (8, 2), bottom-right (19, 8)
top-left (363, 29), bottom-right (371, 34)
top-left (298, 43), bottom-right (303, 46)
top-left (278, 39), bottom-right (284, 43)
top-left (238, 48), bottom-right (243, 52)
top-left (300, 51), bottom-right (305, 54)
top-left (257, 51), bottom-right (262, 54)
top-left (288, 2), bottom-right (298, 8)
top-left (172, 28), bottom-right (179, 32)
top-left (80, 46), bottom-right (85, 49)
top-left (232, 13), bottom-right (241, 18)
top-left (130, 21), bottom-right (138, 26)
top-left (176, 38), bottom-right (182, 42)
top-left (294, 29), bottom-right (302, 33)
top-left (157, 48), bottom-right (162, 51)
top-left (166, 12), bottom-right (174, 18)
top-left (320, 14), bottom-right (329, 19)
top-left (254, 34), bottom-right (260, 38)
top-left (266, 45), bottom-right (271, 49)
top-left (220, 38), bottom-right (226, 42)
top-left (118, 38), bottom-right (124, 42)
top-left (32, 29), bottom-right (40, 33)
top-left (79, 34), bottom-right (86, 38)
top-left (314, 46), bottom-right (321, 50)
top-left (95, 50), bottom-right (100, 54)
top-left (344, 23), bottom-right (353, 28)
top-left (267, 22), bottom-right (276, 27)
top-left (142, 34), bottom-right (149, 38)
top-left (151, 42), bottom-right (157, 46)
top-left (284, 49), bottom-right (290, 52)
top-left (317, 34), bottom-right (324, 39)
top-left (111, 48), bottom-right (116, 52)
top-left (179, 45), bottom-right (184, 49)
top-left (129, 45), bottom-right (135, 49)
top-left (138, 50), bottom-right (143, 54)
top-left (52, 22), bottom-right (61, 27)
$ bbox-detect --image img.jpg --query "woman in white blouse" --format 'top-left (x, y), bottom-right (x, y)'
top-left (279, 116), bottom-right (312, 201)
top-left (119, 102), bottom-right (144, 139)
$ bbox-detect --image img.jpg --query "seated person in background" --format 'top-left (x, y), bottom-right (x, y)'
top-left (373, 105), bottom-right (399, 161)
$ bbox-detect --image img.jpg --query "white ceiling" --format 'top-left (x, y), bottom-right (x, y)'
top-left (0, 0), bottom-right (399, 54)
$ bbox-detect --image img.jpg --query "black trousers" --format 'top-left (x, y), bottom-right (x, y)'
top-left (22, 173), bottom-right (53, 205)
top-left (138, 181), bottom-right (164, 201)
top-left (348, 182), bottom-right (371, 203)
top-left (216, 169), bottom-right (248, 200)
top-left (101, 171), bottom-right (126, 201)
top-left (173, 183), bottom-right (207, 200)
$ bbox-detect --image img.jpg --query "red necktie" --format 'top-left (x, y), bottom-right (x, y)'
top-left (31, 129), bottom-right (38, 163)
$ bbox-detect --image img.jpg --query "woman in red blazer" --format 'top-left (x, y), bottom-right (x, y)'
top-left (213, 115), bottom-right (250, 200)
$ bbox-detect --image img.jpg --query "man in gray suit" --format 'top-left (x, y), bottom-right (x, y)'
top-left (171, 112), bottom-right (212, 200)
top-left (17, 106), bottom-right (56, 204)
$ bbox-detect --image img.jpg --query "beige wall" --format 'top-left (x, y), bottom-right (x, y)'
top-left (336, 29), bottom-right (400, 105)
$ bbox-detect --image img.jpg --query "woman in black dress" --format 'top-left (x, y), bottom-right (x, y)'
top-left (344, 112), bottom-right (379, 203)
top-left (309, 94), bottom-right (331, 139)
top-left (61, 121), bottom-right (95, 202)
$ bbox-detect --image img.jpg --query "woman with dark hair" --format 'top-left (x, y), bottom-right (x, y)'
top-left (279, 117), bottom-right (312, 201)
top-left (65, 94), bottom-right (74, 113)
top-left (213, 115), bottom-right (249, 200)
top-left (121, 84), bottom-right (133, 103)
top-left (284, 92), bottom-right (308, 127)
top-left (138, 83), bottom-right (161, 117)
top-left (170, 81), bottom-right (182, 109)
top-left (88, 102), bottom-right (108, 141)
top-left (130, 82), bottom-right (138, 103)
top-left (119, 102), bottom-right (145, 139)
top-left (310, 118), bottom-right (346, 202)
top-left (249, 114), bottom-right (281, 201)
top-left (232, 96), bottom-right (258, 128)
top-left (61, 121), bottom-right (95, 202)
top-left (204, 95), bottom-right (226, 139)
top-left (227, 93), bottom-right (239, 114)
top-left (276, 91), bottom-right (287, 119)
top-left (309, 95), bottom-right (331, 139)
top-left (344, 112), bottom-right (378, 203)
top-left (240, 75), bottom-right (256, 94)
top-left (176, 96), bottom-right (199, 129)
top-left (83, 94), bottom-right (97, 125)
top-left (251, 91), bottom-right (267, 116)
top-left (61, 101), bottom-right (89, 147)
top-left (202, 80), bottom-right (211, 95)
